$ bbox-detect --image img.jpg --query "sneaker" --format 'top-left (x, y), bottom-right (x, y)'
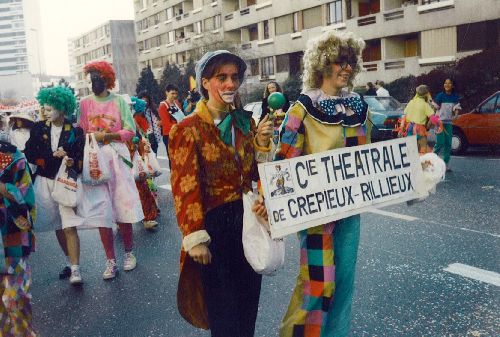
top-left (59, 266), bottom-right (71, 279)
top-left (144, 220), bottom-right (158, 229)
top-left (123, 252), bottom-right (137, 271)
top-left (103, 259), bottom-right (118, 280)
top-left (69, 266), bottom-right (83, 285)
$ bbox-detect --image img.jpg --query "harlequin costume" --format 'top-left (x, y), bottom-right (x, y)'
top-left (78, 61), bottom-right (143, 279)
top-left (169, 51), bottom-right (271, 336)
top-left (129, 96), bottom-right (159, 229)
top-left (275, 31), bottom-right (371, 337)
top-left (0, 141), bottom-right (36, 337)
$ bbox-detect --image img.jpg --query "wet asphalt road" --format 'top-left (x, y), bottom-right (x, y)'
top-left (30, 147), bottom-right (499, 337)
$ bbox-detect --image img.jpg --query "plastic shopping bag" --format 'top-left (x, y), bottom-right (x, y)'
top-left (242, 191), bottom-right (285, 276)
top-left (82, 133), bottom-right (110, 185)
top-left (133, 150), bottom-right (148, 181)
top-left (144, 151), bottom-right (162, 177)
top-left (51, 157), bottom-right (78, 207)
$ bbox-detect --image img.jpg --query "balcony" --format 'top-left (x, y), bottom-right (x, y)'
top-left (417, 0), bottom-right (455, 13)
top-left (383, 8), bottom-right (404, 21)
top-left (357, 15), bottom-right (377, 26)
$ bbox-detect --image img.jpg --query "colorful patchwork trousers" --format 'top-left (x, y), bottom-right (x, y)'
top-left (280, 215), bottom-right (360, 337)
top-left (0, 258), bottom-right (36, 337)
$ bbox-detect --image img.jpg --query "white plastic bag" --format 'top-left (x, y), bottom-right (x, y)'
top-left (144, 151), bottom-right (162, 177)
top-left (242, 191), bottom-right (285, 275)
top-left (82, 133), bottom-right (110, 185)
top-left (133, 150), bottom-right (147, 181)
top-left (51, 157), bottom-right (78, 207)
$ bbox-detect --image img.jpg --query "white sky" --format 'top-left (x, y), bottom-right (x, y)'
top-left (39, 0), bottom-right (135, 76)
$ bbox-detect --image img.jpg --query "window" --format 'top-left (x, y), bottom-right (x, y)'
top-left (457, 20), bottom-right (499, 52)
top-left (105, 24), bottom-right (110, 37)
top-left (167, 31), bottom-right (175, 43)
top-left (153, 13), bottom-right (160, 25)
top-left (293, 12), bottom-right (301, 32)
top-left (166, 7), bottom-right (174, 20)
top-left (302, 6), bottom-right (322, 29)
top-left (276, 54), bottom-right (289, 73)
top-left (479, 94), bottom-right (499, 114)
top-left (263, 20), bottom-right (269, 39)
top-left (362, 39), bottom-right (381, 62)
top-left (275, 15), bottom-right (293, 35)
top-left (327, 1), bottom-right (343, 25)
top-left (249, 25), bottom-right (258, 41)
top-left (422, 0), bottom-right (442, 4)
top-left (261, 56), bottom-right (274, 76)
top-left (249, 59), bottom-right (259, 76)
top-left (213, 15), bottom-right (221, 29)
top-left (195, 21), bottom-right (202, 34)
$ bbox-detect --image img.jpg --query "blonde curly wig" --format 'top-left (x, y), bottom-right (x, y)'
top-left (302, 30), bottom-right (365, 91)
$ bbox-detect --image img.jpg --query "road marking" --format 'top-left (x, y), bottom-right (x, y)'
top-left (157, 155), bottom-right (168, 160)
top-left (444, 263), bottom-right (500, 287)
top-left (158, 184), bottom-right (171, 190)
top-left (367, 209), bottom-right (418, 221)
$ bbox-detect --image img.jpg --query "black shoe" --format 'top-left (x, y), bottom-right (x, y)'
top-left (59, 266), bottom-right (71, 279)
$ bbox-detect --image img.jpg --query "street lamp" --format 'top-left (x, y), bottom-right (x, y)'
top-left (29, 28), bottom-right (42, 78)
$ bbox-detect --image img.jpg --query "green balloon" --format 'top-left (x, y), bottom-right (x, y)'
top-left (132, 136), bottom-right (140, 144)
top-left (267, 92), bottom-right (286, 110)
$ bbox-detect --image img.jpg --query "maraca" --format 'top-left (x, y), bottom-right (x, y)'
top-left (267, 92), bottom-right (286, 110)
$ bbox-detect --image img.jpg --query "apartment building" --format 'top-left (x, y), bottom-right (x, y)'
top-left (69, 20), bottom-right (139, 97)
top-left (135, 0), bottom-right (499, 89)
top-left (134, 0), bottom-right (225, 80)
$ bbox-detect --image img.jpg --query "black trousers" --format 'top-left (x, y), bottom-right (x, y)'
top-left (201, 200), bottom-right (262, 337)
top-left (163, 135), bottom-right (171, 169)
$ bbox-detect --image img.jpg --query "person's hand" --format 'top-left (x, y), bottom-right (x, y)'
top-left (93, 131), bottom-right (107, 142)
top-left (252, 194), bottom-right (268, 221)
top-left (53, 149), bottom-right (67, 158)
top-left (188, 243), bottom-right (212, 265)
top-left (256, 114), bottom-right (273, 147)
top-left (65, 158), bottom-right (74, 167)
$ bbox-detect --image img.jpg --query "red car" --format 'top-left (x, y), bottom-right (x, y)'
top-left (452, 91), bottom-right (500, 154)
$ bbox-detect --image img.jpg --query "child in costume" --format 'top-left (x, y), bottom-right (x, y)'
top-left (0, 139), bottom-right (36, 336)
top-left (275, 30), bottom-right (371, 337)
top-left (129, 96), bottom-right (159, 230)
top-left (25, 86), bottom-right (85, 284)
top-left (400, 85), bottom-right (434, 154)
top-left (78, 61), bottom-right (144, 280)
top-left (432, 78), bottom-right (461, 171)
top-left (169, 50), bottom-right (273, 336)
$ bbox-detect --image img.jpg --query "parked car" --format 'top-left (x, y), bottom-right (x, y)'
top-left (452, 91), bottom-right (500, 154)
top-left (364, 95), bottom-right (404, 142)
top-left (244, 101), bottom-right (263, 125)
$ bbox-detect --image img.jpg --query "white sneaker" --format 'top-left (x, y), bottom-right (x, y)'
top-left (123, 252), bottom-right (137, 271)
top-left (143, 220), bottom-right (158, 229)
top-left (69, 266), bottom-right (82, 285)
top-left (103, 259), bottom-right (118, 280)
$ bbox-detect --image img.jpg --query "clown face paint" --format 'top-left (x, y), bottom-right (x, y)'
top-left (202, 63), bottom-right (240, 108)
top-left (89, 72), bottom-right (106, 95)
top-left (44, 104), bottom-right (64, 123)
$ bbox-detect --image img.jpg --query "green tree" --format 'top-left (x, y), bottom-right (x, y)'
top-left (159, 62), bottom-right (182, 97)
top-left (136, 65), bottom-right (163, 104)
top-left (282, 74), bottom-right (303, 101)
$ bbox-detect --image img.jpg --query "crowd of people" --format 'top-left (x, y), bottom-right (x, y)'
top-left (0, 27), bottom-right (458, 337)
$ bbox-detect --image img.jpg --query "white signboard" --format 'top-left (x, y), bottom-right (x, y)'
top-left (258, 136), bottom-right (425, 238)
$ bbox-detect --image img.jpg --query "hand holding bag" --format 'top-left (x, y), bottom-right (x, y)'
top-left (242, 191), bottom-right (285, 275)
top-left (144, 151), bottom-right (162, 177)
top-left (82, 133), bottom-right (110, 185)
top-left (51, 156), bottom-right (78, 207)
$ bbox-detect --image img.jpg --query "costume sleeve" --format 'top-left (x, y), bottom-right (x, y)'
top-left (158, 102), bottom-right (168, 127)
top-left (3, 156), bottom-right (36, 228)
top-left (274, 103), bottom-right (306, 160)
top-left (117, 96), bottom-right (136, 142)
top-left (169, 124), bottom-right (210, 252)
top-left (78, 99), bottom-right (89, 133)
top-left (425, 103), bottom-right (435, 118)
top-left (23, 124), bottom-right (41, 165)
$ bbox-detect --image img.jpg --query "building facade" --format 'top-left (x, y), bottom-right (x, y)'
top-left (134, 0), bottom-right (499, 90)
top-left (69, 20), bottom-right (139, 97)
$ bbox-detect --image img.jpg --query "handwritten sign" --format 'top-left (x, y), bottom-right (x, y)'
top-left (258, 136), bottom-right (425, 238)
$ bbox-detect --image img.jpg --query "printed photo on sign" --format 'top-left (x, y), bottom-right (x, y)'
top-left (265, 163), bottom-right (296, 199)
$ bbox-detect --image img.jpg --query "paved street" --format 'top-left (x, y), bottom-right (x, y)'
top-left (31, 147), bottom-right (500, 337)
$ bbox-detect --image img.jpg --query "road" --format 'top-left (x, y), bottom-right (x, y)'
top-left (31, 147), bottom-right (500, 337)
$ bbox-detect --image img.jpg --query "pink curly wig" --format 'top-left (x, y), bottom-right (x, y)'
top-left (83, 61), bottom-right (116, 89)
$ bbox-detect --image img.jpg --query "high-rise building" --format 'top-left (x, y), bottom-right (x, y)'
top-left (68, 20), bottom-right (139, 97)
top-left (0, 0), bottom-right (45, 77)
top-left (134, 0), bottom-right (499, 90)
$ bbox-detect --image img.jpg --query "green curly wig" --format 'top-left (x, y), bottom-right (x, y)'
top-left (131, 96), bottom-right (146, 113)
top-left (36, 86), bottom-right (77, 117)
